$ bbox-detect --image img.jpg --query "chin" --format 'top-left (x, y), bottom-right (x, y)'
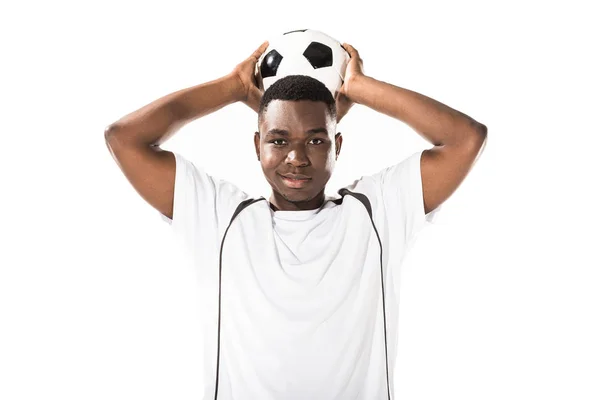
top-left (281, 191), bottom-right (314, 203)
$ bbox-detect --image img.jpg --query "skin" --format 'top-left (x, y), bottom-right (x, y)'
top-left (253, 100), bottom-right (343, 211)
top-left (105, 41), bottom-right (486, 222)
top-left (104, 39), bottom-right (487, 400)
top-left (245, 42), bottom-right (487, 215)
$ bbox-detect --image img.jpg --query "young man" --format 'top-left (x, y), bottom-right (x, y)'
top-left (105, 42), bottom-right (486, 400)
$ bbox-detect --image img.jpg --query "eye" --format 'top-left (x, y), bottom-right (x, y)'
top-left (270, 139), bottom-right (286, 146)
top-left (310, 138), bottom-right (325, 145)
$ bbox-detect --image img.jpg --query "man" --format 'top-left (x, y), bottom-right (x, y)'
top-left (105, 41), bottom-right (487, 400)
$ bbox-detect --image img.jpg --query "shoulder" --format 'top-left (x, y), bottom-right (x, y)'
top-left (337, 151), bottom-right (421, 205)
top-left (170, 151), bottom-right (252, 225)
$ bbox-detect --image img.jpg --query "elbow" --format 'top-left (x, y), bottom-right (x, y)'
top-left (103, 124), bottom-right (158, 147)
top-left (468, 117), bottom-right (487, 137)
top-left (104, 124), bottom-right (134, 146)
top-left (104, 124), bottom-right (120, 142)
top-left (469, 122), bottom-right (488, 144)
top-left (460, 122), bottom-right (487, 150)
top-left (471, 124), bottom-right (488, 155)
top-left (477, 123), bottom-right (488, 137)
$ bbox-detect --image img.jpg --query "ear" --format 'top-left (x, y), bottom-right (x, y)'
top-left (254, 131), bottom-right (260, 160)
top-left (335, 132), bottom-right (343, 159)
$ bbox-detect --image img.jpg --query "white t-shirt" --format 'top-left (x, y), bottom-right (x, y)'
top-left (160, 150), bottom-right (441, 400)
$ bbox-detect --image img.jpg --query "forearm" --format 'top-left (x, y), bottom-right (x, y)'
top-left (348, 75), bottom-right (486, 146)
top-left (105, 73), bottom-right (244, 146)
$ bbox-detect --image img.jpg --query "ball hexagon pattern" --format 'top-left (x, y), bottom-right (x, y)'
top-left (257, 29), bottom-right (350, 98)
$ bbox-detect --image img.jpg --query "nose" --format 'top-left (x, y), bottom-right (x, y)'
top-left (286, 146), bottom-right (310, 167)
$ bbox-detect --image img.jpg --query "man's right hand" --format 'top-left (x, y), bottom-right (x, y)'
top-left (231, 41), bottom-right (269, 113)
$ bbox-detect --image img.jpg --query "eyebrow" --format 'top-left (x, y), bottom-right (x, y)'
top-left (265, 128), bottom-right (328, 137)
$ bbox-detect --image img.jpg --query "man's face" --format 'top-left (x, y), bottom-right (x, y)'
top-left (254, 100), bottom-right (343, 210)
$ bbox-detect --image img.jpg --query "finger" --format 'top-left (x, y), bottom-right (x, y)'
top-left (252, 41), bottom-right (270, 60)
top-left (343, 43), bottom-right (363, 67)
top-left (342, 43), bottom-right (359, 58)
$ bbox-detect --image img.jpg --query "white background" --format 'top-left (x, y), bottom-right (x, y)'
top-left (1, 0), bottom-right (599, 399)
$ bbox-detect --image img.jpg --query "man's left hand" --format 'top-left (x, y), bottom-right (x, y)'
top-left (335, 43), bottom-right (366, 123)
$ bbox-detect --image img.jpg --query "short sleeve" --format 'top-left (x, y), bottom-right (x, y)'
top-left (371, 149), bottom-right (442, 244)
top-left (159, 152), bottom-right (249, 258)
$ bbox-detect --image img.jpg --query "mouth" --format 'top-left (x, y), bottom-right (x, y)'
top-left (278, 173), bottom-right (312, 189)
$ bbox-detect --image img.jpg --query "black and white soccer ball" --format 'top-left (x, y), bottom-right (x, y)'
top-left (256, 29), bottom-right (350, 98)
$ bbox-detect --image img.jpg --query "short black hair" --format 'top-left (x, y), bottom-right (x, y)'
top-left (258, 75), bottom-right (336, 126)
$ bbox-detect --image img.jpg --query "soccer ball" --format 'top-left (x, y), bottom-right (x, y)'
top-left (256, 29), bottom-right (350, 98)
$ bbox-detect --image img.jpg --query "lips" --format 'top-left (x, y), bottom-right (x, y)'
top-left (281, 173), bottom-right (312, 180)
top-left (279, 173), bottom-right (312, 188)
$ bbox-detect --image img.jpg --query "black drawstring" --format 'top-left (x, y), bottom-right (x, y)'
top-left (337, 189), bottom-right (391, 400)
top-left (214, 197), bottom-right (266, 400)
top-left (214, 191), bottom-right (390, 400)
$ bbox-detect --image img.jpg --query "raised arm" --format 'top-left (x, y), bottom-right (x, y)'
top-left (338, 43), bottom-right (487, 215)
top-left (104, 42), bottom-right (268, 219)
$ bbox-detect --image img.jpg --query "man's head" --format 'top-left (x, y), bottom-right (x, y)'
top-left (254, 75), bottom-right (343, 211)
